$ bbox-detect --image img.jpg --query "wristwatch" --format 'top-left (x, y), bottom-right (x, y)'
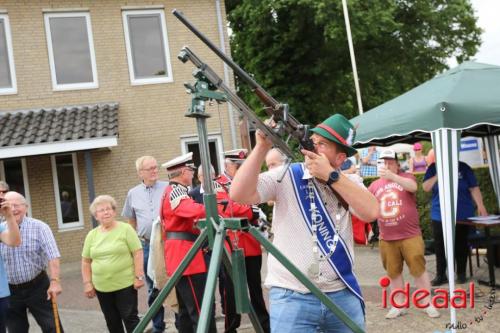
top-left (326, 170), bottom-right (340, 186)
top-left (135, 275), bottom-right (145, 281)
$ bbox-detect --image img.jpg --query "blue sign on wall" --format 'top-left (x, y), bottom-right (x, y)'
top-left (460, 138), bottom-right (479, 151)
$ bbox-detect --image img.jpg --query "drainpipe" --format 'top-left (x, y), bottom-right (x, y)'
top-left (84, 151), bottom-right (97, 228)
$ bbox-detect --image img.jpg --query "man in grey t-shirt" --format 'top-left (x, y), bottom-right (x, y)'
top-left (122, 156), bottom-right (168, 333)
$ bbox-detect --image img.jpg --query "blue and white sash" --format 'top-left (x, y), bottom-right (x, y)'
top-left (289, 163), bottom-right (364, 305)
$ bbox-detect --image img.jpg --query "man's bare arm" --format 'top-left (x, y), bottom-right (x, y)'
top-left (230, 131), bottom-right (273, 204)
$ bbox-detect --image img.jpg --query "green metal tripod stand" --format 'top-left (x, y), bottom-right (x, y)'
top-left (133, 67), bottom-right (364, 333)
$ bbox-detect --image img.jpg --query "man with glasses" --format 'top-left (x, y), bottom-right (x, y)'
top-left (0, 191), bottom-right (63, 332)
top-left (122, 156), bottom-right (168, 333)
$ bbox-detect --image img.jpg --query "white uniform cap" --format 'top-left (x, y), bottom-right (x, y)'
top-left (223, 148), bottom-right (248, 162)
top-left (162, 152), bottom-right (195, 171)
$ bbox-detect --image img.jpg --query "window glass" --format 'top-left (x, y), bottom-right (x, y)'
top-left (122, 10), bottom-right (172, 84)
top-left (128, 14), bottom-right (167, 78)
top-left (0, 19), bottom-right (12, 88)
top-left (48, 16), bottom-right (93, 84)
top-left (3, 159), bottom-right (25, 197)
top-left (187, 140), bottom-right (220, 185)
top-left (54, 155), bottom-right (80, 224)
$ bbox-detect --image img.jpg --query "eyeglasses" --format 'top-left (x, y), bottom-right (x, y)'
top-left (11, 203), bottom-right (26, 209)
top-left (95, 207), bottom-right (114, 214)
top-left (141, 166), bottom-right (159, 172)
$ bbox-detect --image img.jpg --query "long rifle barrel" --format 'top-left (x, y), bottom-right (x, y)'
top-left (173, 9), bottom-right (314, 152)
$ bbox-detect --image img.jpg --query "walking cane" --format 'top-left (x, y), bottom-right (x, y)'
top-left (51, 297), bottom-right (61, 333)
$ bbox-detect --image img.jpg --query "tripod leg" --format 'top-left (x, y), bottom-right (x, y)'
top-left (249, 227), bottom-right (365, 333)
top-left (221, 248), bottom-right (264, 333)
top-left (133, 229), bottom-right (208, 333)
top-left (197, 220), bottom-right (226, 333)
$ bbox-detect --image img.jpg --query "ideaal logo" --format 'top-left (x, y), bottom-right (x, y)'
top-left (379, 276), bottom-right (474, 309)
top-left (439, 287), bottom-right (496, 331)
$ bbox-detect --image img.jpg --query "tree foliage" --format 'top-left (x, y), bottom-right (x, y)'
top-left (225, 0), bottom-right (482, 124)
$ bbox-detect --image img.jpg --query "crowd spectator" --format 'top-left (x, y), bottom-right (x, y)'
top-left (409, 143), bottom-right (428, 173)
top-left (0, 191), bottom-right (63, 333)
top-left (368, 149), bottom-right (439, 319)
top-left (82, 195), bottom-right (144, 333)
top-left (122, 156), bottom-right (168, 333)
top-left (265, 148), bottom-right (287, 170)
top-left (0, 186), bottom-right (21, 333)
top-left (423, 161), bottom-right (488, 285)
top-left (360, 146), bottom-right (379, 177)
top-left (218, 149), bottom-right (270, 333)
top-left (160, 152), bottom-right (217, 333)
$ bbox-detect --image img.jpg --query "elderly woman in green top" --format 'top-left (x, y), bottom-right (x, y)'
top-left (82, 195), bottom-right (144, 333)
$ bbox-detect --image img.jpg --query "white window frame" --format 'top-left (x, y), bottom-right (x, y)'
top-left (44, 12), bottom-right (98, 91)
top-left (180, 134), bottom-right (224, 172)
top-left (0, 14), bottom-right (17, 95)
top-left (51, 153), bottom-right (84, 230)
top-left (0, 158), bottom-right (32, 216)
top-left (122, 9), bottom-right (173, 85)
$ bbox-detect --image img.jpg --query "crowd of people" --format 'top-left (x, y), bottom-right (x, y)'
top-left (0, 113), bottom-right (492, 332)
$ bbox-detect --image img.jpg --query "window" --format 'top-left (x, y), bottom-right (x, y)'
top-left (0, 158), bottom-right (31, 216)
top-left (0, 14), bottom-right (17, 95)
top-left (44, 12), bottom-right (98, 90)
top-left (181, 134), bottom-right (224, 181)
top-left (51, 154), bottom-right (84, 229)
top-left (122, 9), bottom-right (173, 85)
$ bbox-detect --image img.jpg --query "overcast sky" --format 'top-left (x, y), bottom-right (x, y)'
top-left (459, 0), bottom-right (500, 66)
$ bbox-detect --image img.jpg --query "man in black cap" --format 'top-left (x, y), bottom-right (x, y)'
top-left (230, 114), bottom-right (378, 332)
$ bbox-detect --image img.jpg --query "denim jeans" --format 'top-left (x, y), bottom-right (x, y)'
top-left (143, 240), bottom-right (165, 332)
top-left (269, 287), bottom-right (365, 333)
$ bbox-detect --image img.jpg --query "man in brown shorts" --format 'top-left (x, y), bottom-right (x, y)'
top-left (368, 149), bottom-right (440, 319)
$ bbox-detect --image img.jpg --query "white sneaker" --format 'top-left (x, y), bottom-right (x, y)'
top-left (424, 305), bottom-right (440, 318)
top-left (385, 307), bottom-right (407, 319)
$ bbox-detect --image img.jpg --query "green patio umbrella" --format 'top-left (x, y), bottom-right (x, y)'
top-left (350, 61), bottom-right (500, 329)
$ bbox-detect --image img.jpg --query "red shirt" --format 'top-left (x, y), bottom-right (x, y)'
top-left (217, 174), bottom-right (262, 257)
top-left (368, 172), bottom-right (421, 241)
top-left (160, 182), bottom-right (208, 276)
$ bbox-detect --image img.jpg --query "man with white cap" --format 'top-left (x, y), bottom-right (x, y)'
top-left (217, 148), bottom-right (270, 333)
top-left (230, 114), bottom-right (378, 332)
top-left (368, 149), bottom-right (439, 319)
top-left (160, 152), bottom-right (217, 333)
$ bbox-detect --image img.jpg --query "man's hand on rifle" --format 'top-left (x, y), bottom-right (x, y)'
top-left (255, 120), bottom-right (274, 151)
top-left (302, 149), bottom-right (334, 182)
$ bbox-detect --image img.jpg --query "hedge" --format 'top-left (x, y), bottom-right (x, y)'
top-left (363, 166), bottom-right (499, 240)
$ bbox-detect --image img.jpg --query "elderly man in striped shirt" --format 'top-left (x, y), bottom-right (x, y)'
top-left (0, 191), bottom-right (63, 333)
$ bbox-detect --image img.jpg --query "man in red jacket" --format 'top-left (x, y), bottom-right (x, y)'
top-left (217, 149), bottom-right (270, 333)
top-left (160, 152), bottom-right (217, 333)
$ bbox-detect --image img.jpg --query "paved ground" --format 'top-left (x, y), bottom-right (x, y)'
top-left (27, 245), bottom-right (500, 332)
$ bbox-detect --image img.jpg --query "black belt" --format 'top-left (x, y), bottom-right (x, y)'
top-left (139, 236), bottom-right (150, 244)
top-left (166, 231), bottom-right (198, 242)
top-left (9, 271), bottom-right (47, 291)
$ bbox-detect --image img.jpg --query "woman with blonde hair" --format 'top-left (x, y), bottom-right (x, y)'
top-left (82, 195), bottom-right (144, 333)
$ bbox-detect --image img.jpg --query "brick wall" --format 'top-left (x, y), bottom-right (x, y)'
top-left (0, 0), bottom-right (241, 262)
